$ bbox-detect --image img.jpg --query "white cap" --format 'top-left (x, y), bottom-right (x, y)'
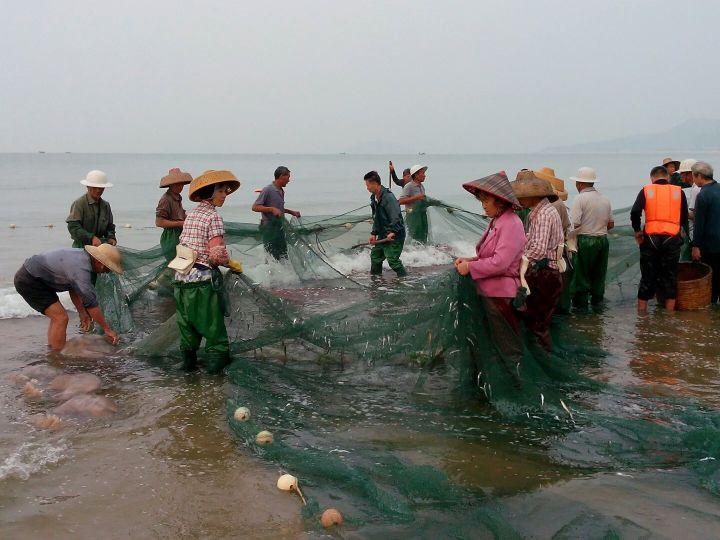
top-left (569, 166), bottom-right (597, 183)
top-left (80, 170), bottom-right (113, 188)
top-left (678, 159), bottom-right (697, 173)
top-left (410, 164), bottom-right (428, 176)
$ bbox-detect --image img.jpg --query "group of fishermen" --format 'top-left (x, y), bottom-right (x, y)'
top-left (12, 156), bottom-right (720, 371)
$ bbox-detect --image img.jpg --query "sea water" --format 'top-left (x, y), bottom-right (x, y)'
top-left (2, 152), bottom-right (720, 538)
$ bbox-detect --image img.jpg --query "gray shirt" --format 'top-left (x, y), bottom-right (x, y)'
top-left (570, 187), bottom-right (613, 236)
top-left (400, 181), bottom-right (425, 209)
top-left (254, 183), bottom-right (285, 225)
top-left (23, 248), bottom-right (98, 308)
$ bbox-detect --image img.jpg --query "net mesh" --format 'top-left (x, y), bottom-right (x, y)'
top-left (93, 199), bottom-right (719, 536)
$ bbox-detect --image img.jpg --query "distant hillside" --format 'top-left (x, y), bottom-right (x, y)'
top-left (545, 119), bottom-right (720, 152)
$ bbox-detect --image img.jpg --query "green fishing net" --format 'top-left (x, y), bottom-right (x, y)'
top-left (93, 200), bottom-right (719, 537)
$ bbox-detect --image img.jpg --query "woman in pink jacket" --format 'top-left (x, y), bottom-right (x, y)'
top-left (454, 171), bottom-right (526, 361)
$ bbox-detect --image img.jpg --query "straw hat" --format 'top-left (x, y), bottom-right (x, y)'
top-left (160, 168), bottom-right (193, 188)
top-left (188, 170), bottom-right (241, 202)
top-left (410, 164), bottom-right (428, 176)
top-left (534, 167), bottom-right (568, 201)
top-left (462, 171), bottom-right (521, 209)
top-left (511, 170), bottom-right (558, 202)
top-left (662, 157), bottom-right (681, 170)
top-left (569, 166), bottom-right (598, 184)
top-left (84, 244), bottom-right (123, 275)
top-left (678, 158), bottom-right (697, 173)
top-left (80, 170), bottom-right (113, 188)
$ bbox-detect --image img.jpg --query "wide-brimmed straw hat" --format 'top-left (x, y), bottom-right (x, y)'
top-left (569, 166), bottom-right (598, 184)
top-left (410, 164), bottom-right (428, 176)
top-left (80, 170), bottom-right (113, 188)
top-left (511, 170), bottom-right (558, 202)
top-left (84, 243), bottom-right (123, 275)
top-left (534, 167), bottom-right (568, 201)
top-left (678, 158), bottom-right (697, 173)
top-left (662, 157), bottom-right (681, 170)
top-left (462, 171), bottom-right (521, 209)
top-left (160, 168), bottom-right (193, 188)
top-left (188, 170), bottom-right (241, 202)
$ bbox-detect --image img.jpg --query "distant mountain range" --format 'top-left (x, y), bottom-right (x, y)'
top-left (544, 119), bottom-right (720, 153)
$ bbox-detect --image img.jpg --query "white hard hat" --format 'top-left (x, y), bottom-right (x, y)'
top-left (80, 170), bottom-right (113, 188)
top-left (678, 159), bottom-right (697, 173)
top-left (410, 164), bottom-right (428, 176)
top-left (569, 166), bottom-right (598, 183)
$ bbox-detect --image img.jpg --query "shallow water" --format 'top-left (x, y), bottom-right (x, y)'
top-left (2, 153), bottom-right (720, 538)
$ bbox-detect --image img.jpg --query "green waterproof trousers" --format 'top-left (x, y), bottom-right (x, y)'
top-left (260, 219), bottom-right (288, 260)
top-left (370, 239), bottom-right (407, 276)
top-left (174, 279), bottom-right (230, 374)
top-left (160, 227), bottom-right (182, 262)
top-left (405, 208), bottom-right (429, 244)
top-left (571, 235), bottom-right (609, 307)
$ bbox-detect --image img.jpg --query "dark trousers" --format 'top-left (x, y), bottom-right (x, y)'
top-left (638, 234), bottom-right (682, 301)
top-left (701, 252), bottom-right (720, 304)
top-left (260, 220), bottom-right (288, 261)
top-left (524, 267), bottom-right (563, 352)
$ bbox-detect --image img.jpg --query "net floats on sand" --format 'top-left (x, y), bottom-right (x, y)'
top-left (233, 406), bottom-right (250, 421)
top-left (255, 430), bottom-right (273, 445)
top-left (321, 508), bottom-right (343, 528)
top-left (277, 473), bottom-right (306, 505)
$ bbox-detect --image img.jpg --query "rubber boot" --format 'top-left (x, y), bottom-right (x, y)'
top-left (370, 263), bottom-right (383, 275)
top-left (205, 351), bottom-right (231, 375)
top-left (181, 349), bottom-right (198, 371)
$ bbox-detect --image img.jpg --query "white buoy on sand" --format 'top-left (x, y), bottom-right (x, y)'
top-left (124, 223), bottom-right (132, 228)
top-left (255, 430), bottom-right (273, 445)
top-left (233, 406), bottom-right (250, 421)
top-left (9, 224), bottom-right (16, 229)
top-left (277, 473), bottom-right (306, 505)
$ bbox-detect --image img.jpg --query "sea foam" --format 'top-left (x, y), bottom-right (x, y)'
top-left (0, 287), bottom-right (75, 320)
top-left (0, 441), bottom-right (68, 481)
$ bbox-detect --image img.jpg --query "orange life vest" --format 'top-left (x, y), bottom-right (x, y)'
top-left (643, 183), bottom-right (681, 236)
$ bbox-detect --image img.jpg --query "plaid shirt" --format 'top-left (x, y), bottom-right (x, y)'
top-left (178, 200), bottom-right (224, 265)
top-left (525, 198), bottom-right (564, 269)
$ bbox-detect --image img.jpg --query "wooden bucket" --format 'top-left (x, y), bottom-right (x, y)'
top-left (676, 262), bottom-right (712, 310)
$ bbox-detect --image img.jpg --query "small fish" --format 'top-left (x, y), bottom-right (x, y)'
top-left (560, 399), bottom-right (574, 421)
top-left (540, 393), bottom-right (545, 408)
top-left (699, 457), bottom-right (716, 462)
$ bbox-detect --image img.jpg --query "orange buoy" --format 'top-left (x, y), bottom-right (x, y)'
top-left (321, 508), bottom-right (343, 528)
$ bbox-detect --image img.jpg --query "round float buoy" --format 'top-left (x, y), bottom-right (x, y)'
top-left (255, 430), bottom-right (274, 445)
top-left (47, 224), bottom-right (54, 228)
top-left (124, 223), bottom-right (132, 228)
top-left (9, 224), bottom-right (16, 229)
top-left (233, 406), bottom-right (250, 421)
top-left (277, 473), bottom-right (306, 505)
top-left (321, 508), bottom-right (343, 528)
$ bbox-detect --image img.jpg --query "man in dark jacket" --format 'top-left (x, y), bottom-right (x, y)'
top-left (690, 161), bottom-right (720, 303)
top-left (364, 170), bottom-right (407, 276)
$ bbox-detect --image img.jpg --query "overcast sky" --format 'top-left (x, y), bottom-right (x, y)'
top-left (1, 1), bottom-right (718, 153)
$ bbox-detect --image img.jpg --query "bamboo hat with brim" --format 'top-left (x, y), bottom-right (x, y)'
top-left (663, 157), bottom-right (681, 170)
top-left (160, 168), bottom-right (193, 188)
top-left (188, 170), bottom-right (241, 202)
top-left (462, 171), bottom-right (521, 209)
top-left (84, 244), bottom-right (123, 275)
top-left (511, 170), bottom-right (558, 202)
top-left (534, 167), bottom-right (568, 201)
top-left (80, 170), bottom-right (113, 188)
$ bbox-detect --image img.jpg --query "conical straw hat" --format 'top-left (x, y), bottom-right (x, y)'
top-left (462, 171), bottom-right (521, 209)
top-left (188, 170), bottom-right (241, 202)
top-left (534, 167), bottom-right (568, 202)
top-left (160, 168), bottom-right (193, 188)
top-left (84, 244), bottom-right (123, 275)
top-left (511, 170), bottom-right (558, 202)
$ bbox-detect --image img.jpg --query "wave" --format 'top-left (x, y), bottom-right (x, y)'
top-left (0, 441), bottom-right (68, 481)
top-left (0, 287), bottom-right (75, 320)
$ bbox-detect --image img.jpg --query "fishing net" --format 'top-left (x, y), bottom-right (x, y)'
top-left (93, 199), bottom-right (719, 536)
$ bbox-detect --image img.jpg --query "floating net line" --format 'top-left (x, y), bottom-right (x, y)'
top-left (92, 199), bottom-right (719, 536)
